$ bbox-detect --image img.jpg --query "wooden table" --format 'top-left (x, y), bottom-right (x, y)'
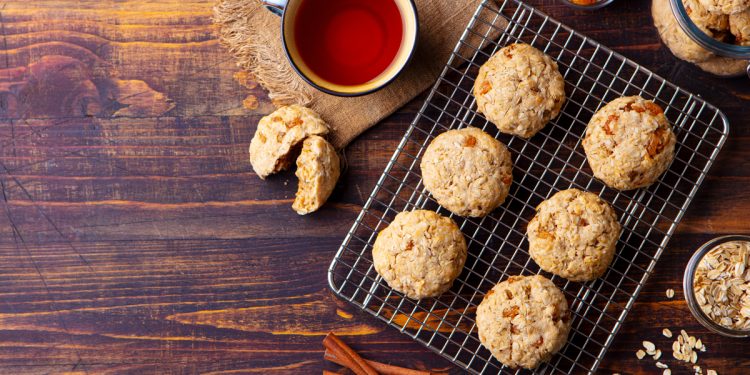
top-left (0, 0), bottom-right (748, 374)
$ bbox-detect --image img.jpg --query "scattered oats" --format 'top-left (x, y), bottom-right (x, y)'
top-left (672, 340), bottom-right (681, 353)
top-left (681, 329), bottom-right (690, 342)
top-left (688, 335), bottom-right (697, 349)
top-left (694, 365), bottom-right (703, 374)
top-left (707, 370), bottom-right (718, 375)
top-left (643, 340), bottom-right (656, 353)
top-left (691, 350), bottom-right (698, 363)
top-left (695, 338), bottom-right (703, 350)
top-left (663, 328), bottom-right (673, 338)
top-left (656, 361), bottom-right (669, 369)
top-left (693, 240), bottom-right (750, 331)
top-left (636, 349), bottom-right (646, 360)
top-left (663, 370), bottom-right (671, 375)
top-left (666, 288), bottom-right (675, 298)
top-left (653, 349), bottom-right (662, 360)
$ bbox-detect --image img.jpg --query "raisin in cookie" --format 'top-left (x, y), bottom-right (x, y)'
top-left (292, 135), bottom-right (340, 215)
top-left (372, 210), bottom-right (467, 299)
top-left (476, 275), bottom-right (572, 369)
top-left (698, 0), bottom-right (750, 14)
top-left (527, 189), bottom-right (621, 282)
top-left (249, 105), bottom-right (329, 179)
top-left (473, 43), bottom-right (565, 138)
top-left (583, 96), bottom-right (676, 191)
top-left (420, 127), bottom-right (513, 217)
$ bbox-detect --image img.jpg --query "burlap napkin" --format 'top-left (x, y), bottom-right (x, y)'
top-left (214, 0), bottom-right (491, 148)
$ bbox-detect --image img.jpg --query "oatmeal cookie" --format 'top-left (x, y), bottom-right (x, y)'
top-left (476, 275), bottom-right (572, 369)
top-left (420, 127), bottom-right (513, 217)
top-left (473, 43), bottom-right (566, 138)
top-left (730, 9), bottom-right (750, 45)
top-left (698, 0), bottom-right (750, 14)
top-left (652, 0), bottom-right (729, 64)
top-left (372, 210), bottom-right (467, 299)
top-left (249, 105), bottom-right (329, 179)
top-left (582, 96), bottom-right (676, 190)
top-left (527, 189), bottom-right (621, 282)
top-left (292, 136), bottom-right (340, 215)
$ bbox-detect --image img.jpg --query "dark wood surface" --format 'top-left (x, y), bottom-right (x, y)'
top-left (0, 0), bottom-right (748, 374)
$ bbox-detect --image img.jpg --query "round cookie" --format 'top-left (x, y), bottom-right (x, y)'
top-left (372, 210), bottom-right (467, 299)
top-left (582, 96), bottom-right (676, 191)
top-left (698, 0), bottom-right (750, 14)
top-left (473, 43), bottom-right (565, 138)
top-left (527, 189), bottom-right (621, 282)
top-left (652, 0), bottom-right (728, 64)
top-left (730, 9), bottom-right (750, 45)
top-left (476, 275), bottom-right (572, 369)
top-left (420, 127), bottom-right (513, 217)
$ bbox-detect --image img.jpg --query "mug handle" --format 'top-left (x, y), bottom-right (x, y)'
top-left (261, 0), bottom-right (287, 16)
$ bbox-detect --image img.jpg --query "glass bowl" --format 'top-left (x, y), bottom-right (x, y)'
top-left (669, 0), bottom-right (750, 77)
top-left (559, 0), bottom-right (615, 10)
top-left (683, 235), bottom-right (750, 338)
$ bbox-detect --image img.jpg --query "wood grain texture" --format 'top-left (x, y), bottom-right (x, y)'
top-left (0, 0), bottom-right (748, 374)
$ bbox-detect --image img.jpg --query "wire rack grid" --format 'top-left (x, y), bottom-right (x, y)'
top-left (328, 1), bottom-right (728, 374)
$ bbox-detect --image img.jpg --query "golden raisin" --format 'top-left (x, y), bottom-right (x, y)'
top-left (647, 127), bottom-right (667, 157)
top-left (503, 305), bottom-right (520, 318)
top-left (505, 290), bottom-right (513, 299)
top-left (644, 101), bottom-right (663, 116)
top-left (287, 117), bottom-right (303, 129)
top-left (603, 115), bottom-right (618, 135)
top-left (510, 325), bottom-right (520, 334)
top-left (478, 81), bottom-right (492, 95)
top-left (502, 175), bottom-right (512, 185)
top-left (464, 135), bottom-right (477, 147)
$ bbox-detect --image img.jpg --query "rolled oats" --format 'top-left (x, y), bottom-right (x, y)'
top-left (693, 240), bottom-right (750, 331)
top-left (663, 328), bottom-right (673, 338)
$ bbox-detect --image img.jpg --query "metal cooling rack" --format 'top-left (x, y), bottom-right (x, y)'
top-left (327, 1), bottom-right (729, 373)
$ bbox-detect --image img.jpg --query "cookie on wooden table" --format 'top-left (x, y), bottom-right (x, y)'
top-left (476, 275), bottom-right (572, 369)
top-left (582, 96), bottom-right (676, 191)
top-left (249, 104), bottom-right (329, 179)
top-left (372, 210), bottom-right (467, 299)
top-left (292, 135), bottom-right (340, 215)
top-left (527, 189), bottom-right (621, 282)
top-left (420, 127), bottom-right (513, 218)
top-left (473, 43), bottom-right (566, 138)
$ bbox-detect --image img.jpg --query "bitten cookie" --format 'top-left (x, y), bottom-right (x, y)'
top-left (476, 275), bottom-right (572, 369)
top-left (582, 96), bottom-right (676, 190)
top-left (292, 135), bottom-right (340, 215)
top-left (372, 210), bottom-right (467, 299)
top-left (249, 105), bottom-right (329, 179)
top-left (698, 0), bottom-right (750, 14)
top-left (420, 127), bottom-right (513, 217)
top-left (473, 43), bottom-right (566, 138)
top-left (527, 189), bottom-right (621, 282)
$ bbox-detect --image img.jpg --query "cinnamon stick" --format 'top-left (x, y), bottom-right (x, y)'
top-left (325, 348), bottom-right (444, 375)
top-left (322, 332), bottom-right (379, 375)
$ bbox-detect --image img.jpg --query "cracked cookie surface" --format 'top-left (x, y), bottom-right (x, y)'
top-left (249, 105), bottom-right (329, 179)
top-left (476, 275), bottom-right (571, 369)
top-left (292, 135), bottom-right (340, 215)
top-left (583, 96), bottom-right (676, 191)
top-left (420, 127), bottom-right (513, 217)
top-left (473, 43), bottom-right (565, 138)
top-left (527, 189), bottom-right (621, 282)
top-left (372, 210), bottom-right (467, 299)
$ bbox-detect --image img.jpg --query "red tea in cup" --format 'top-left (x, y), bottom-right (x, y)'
top-left (294, 0), bottom-right (405, 87)
top-left (277, 0), bottom-right (418, 96)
